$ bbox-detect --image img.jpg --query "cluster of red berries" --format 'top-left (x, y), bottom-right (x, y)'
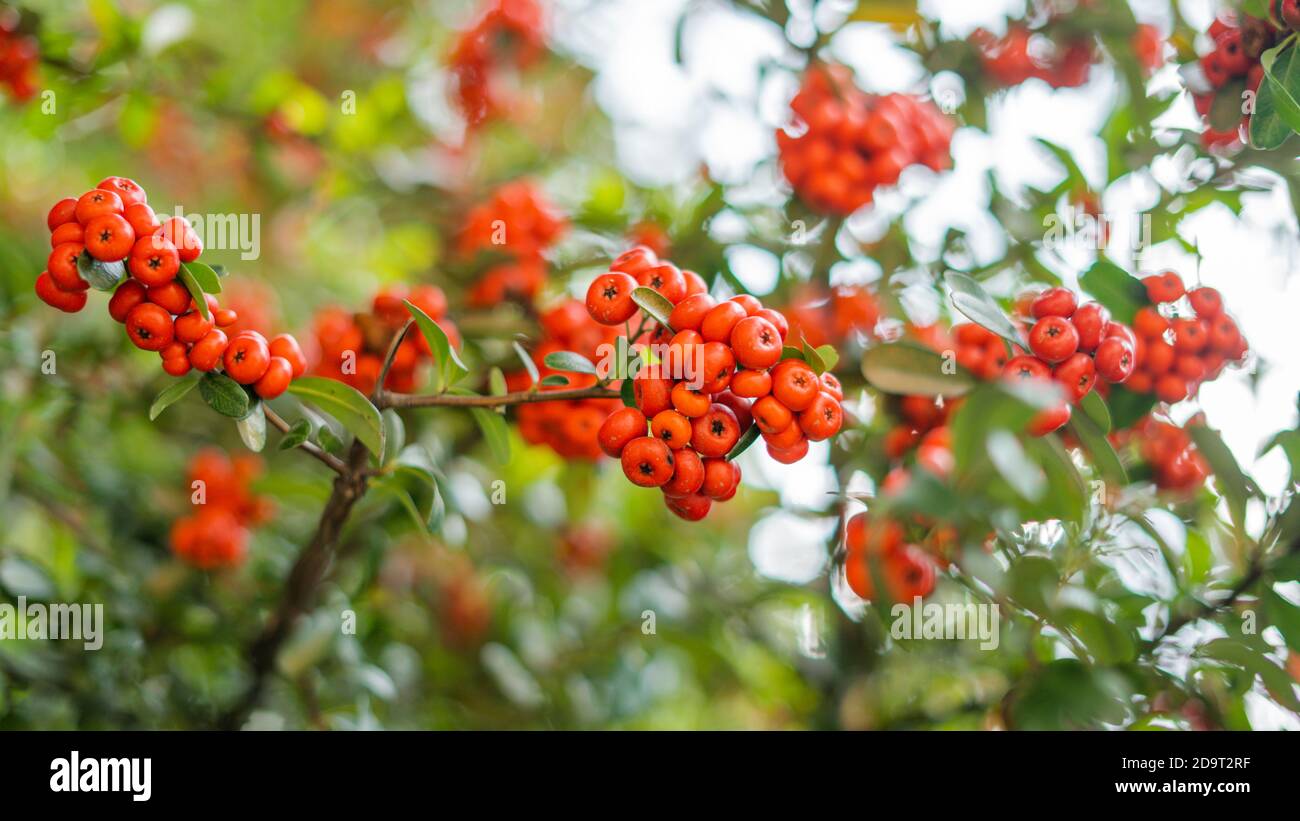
top-left (1113, 415), bottom-right (1211, 493)
top-left (776, 64), bottom-right (953, 215)
top-left (842, 510), bottom-right (938, 603)
top-left (971, 20), bottom-right (1162, 90)
top-left (311, 285), bottom-right (457, 395)
top-left (448, 0), bottom-right (546, 129)
top-left (883, 392), bottom-right (958, 475)
top-left (510, 299), bottom-right (621, 459)
top-left (1005, 288), bottom-right (1136, 433)
top-left (170, 449), bottom-right (272, 569)
top-left (783, 283), bottom-right (880, 350)
top-left (0, 11), bottom-right (38, 102)
top-left (36, 177), bottom-right (309, 398)
top-left (459, 180), bottom-right (566, 308)
top-left (1189, 13), bottom-right (1280, 150)
top-left (585, 247), bottom-right (845, 521)
top-left (1125, 273), bottom-right (1248, 403)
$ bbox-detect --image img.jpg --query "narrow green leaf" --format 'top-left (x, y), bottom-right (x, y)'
top-left (199, 371), bottom-right (251, 418)
top-left (540, 374), bottom-right (570, 387)
top-left (945, 271), bottom-right (1025, 347)
top-left (148, 372), bottom-right (200, 420)
top-left (1068, 405), bottom-right (1128, 487)
top-left (236, 401), bottom-right (267, 452)
top-left (470, 407), bottom-right (511, 464)
top-left (631, 286), bottom-right (675, 330)
top-left (512, 340), bottom-right (539, 386)
top-left (178, 265), bottom-right (210, 320)
top-left (489, 367), bottom-right (508, 398)
top-left (1079, 389), bottom-right (1112, 434)
top-left (287, 376), bottom-right (385, 458)
top-left (405, 300), bottom-right (468, 392)
top-left (862, 342), bottom-right (975, 397)
top-left (181, 260), bottom-right (222, 295)
top-left (543, 350), bottom-right (597, 375)
top-left (1188, 424), bottom-right (1253, 528)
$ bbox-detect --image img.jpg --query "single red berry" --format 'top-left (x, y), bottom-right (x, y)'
top-left (1030, 287), bottom-right (1077, 319)
top-left (752, 395), bottom-right (793, 435)
top-left (670, 382), bottom-right (710, 418)
top-left (755, 307), bottom-right (789, 340)
top-left (668, 293), bottom-right (716, 332)
top-left (1208, 315), bottom-right (1241, 353)
top-left (730, 316), bottom-right (783, 370)
top-left (1143, 271), bottom-right (1184, 303)
top-left (47, 197), bottom-right (78, 231)
top-left (701, 458), bottom-right (741, 500)
top-left (156, 217), bottom-right (202, 263)
top-left (764, 417), bottom-right (805, 450)
top-left (223, 331), bottom-right (272, 384)
top-left (48, 242), bottom-right (89, 292)
top-left (97, 176), bottom-right (147, 208)
top-left (124, 202), bottom-right (160, 237)
top-left (1155, 373), bottom-right (1188, 404)
top-left (269, 334), bottom-right (308, 377)
top-left (650, 409), bottom-right (693, 449)
top-left (1133, 306), bottom-right (1168, 339)
top-left (148, 280), bottom-right (193, 315)
top-left (1003, 355), bottom-right (1050, 382)
top-left (1172, 318), bottom-right (1209, 354)
top-left (128, 235), bottom-right (180, 286)
top-left (125, 303), bottom-right (175, 351)
top-left (798, 391), bottom-right (843, 441)
top-left (161, 354), bottom-right (192, 377)
top-left (664, 492), bottom-right (712, 521)
top-left (690, 404), bottom-right (741, 457)
top-left (1094, 336), bottom-right (1135, 383)
top-left (770, 359), bottom-right (819, 411)
top-left (636, 264), bottom-right (687, 304)
top-left (214, 308), bottom-right (239, 327)
top-left (765, 439), bottom-right (809, 464)
top-left (730, 368), bottom-right (772, 398)
top-left (620, 436), bottom-right (675, 487)
top-left (662, 447), bottom-right (706, 497)
top-left (819, 372), bottom-right (844, 400)
top-left (1070, 302), bottom-right (1110, 352)
top-left (50, 222), bottom-right (84, 248)
top-left (699, 301), bottom-right (747, 344)
top-left (682, 270), bottom-right (709, 298)
top-left (699, 341), bottom-right (735, 394)
top-left (188, 329), bottom-right (229, 371)
top-left (174, 310), bottom-right (214, 343)
top-left (74, 189), bottom-right (124, 224)
top-left (34, 272), bottom-right (88, 312)
top-left (1053, 352), bottom-right (1097, 401)
top-left (254, 356), bottom-right (294, 399)
top-left (730, 294), bottom-right (762, 316)
top-left (1187, 287), bottom-right (1223, 319)
top-left (1027, 316), bottom-right (1079, 363)
top-left (632, 366), bottom-right (674, 417)
top-left (609, 246), bottom-right (658, 277)
top-left (108, 280), bottom-right (148, 323)
top-left (83, 213), bottom-right (136, 262)
top-left (585, 272), bottom-right (639, 325)
top-left (1027, 402), bottom-right (1072, 436)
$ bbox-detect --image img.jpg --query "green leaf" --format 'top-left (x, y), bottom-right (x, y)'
top-left (540, 374), bottom-right (570, 387)
top-left (76, 251), bottom-right (125, 292)
top-left (148, 373), bottom-right (200, 420)
top-left (236, 401), bottom-right (267, 452)
top-left (1068, 405), bottom-right (1128, 487)
top-left (470, 406), bottom-right (511, 464)
top-left (1188, 424), bottom-right (1252, 529)
top-left (813, 344), bottom-right (839, 372)
top-left (986, 430), bottom-right (1046, 501)
top-left (512, 340), bottom-right (539, 386)
top-left (1078, 261), bottom-right (1146, 325)
top-left (1027, 435), bottom-right (1088, 524)
top-left (620, 376), bottom-right (636, 408)
top-left (945, 271), bottom-right (1025, 347)
top-left (376, 464), bottom-right (442, 534)
top-left (543, 350), bottom-right (597, 375)
top-left (951, 383), bottom-right (1053, 471)
top-left (1063, 608), bottom-right (1136, 665)
top-left (1183, 529), bottom-right (1213, 586)
top-left (382, 408), bottom-right (405, 462)
top-left (287, 376), bottom-right (385, 458)
top-left (317, 426), bottom-right (344, 455)
top-left (1266, 590), bottom-right (1300, 654)
top-left (861, 342), bottom-right (974, 397)
top-left (780, 346), bottom-right (805, 362)
top-left (1105, 385), bottom-right (1158, 430)
top-left (199, 371), bottom-right (251, 418)
top-left (177, 264), bottom-right (210, 320)
top-left (1251, 41), bottom-right (1300, 150)
top-left (726, 423), bottom-right (761, 461)
top-left (277, 418), bottom-right (313, 451)
top-left (180, 260), bottom-right (222, 295)
top-left (489, 367), bottom-right (508, 398)
top-left (630, 286), bottom-right (675, 329)
top-left (1078, 389), bottom-right (1112, 434)
top-left (405, 300), bottom-right (468, 392)
top-left (1199, 637), bottom-right (1300, 711)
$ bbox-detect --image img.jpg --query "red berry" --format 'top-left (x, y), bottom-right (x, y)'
top-left (635, 264), bottom-right (686, 304)
top-left (125, 303), bottom-right (175, 351)
top-left (97, 177), bottom-right (147, 208)
top-left (620, 436), bottom-right (675, 487)
top-left (585, 272), bottom-right (639, 325)
top-left (108, 280), bottom-right (148, 323)
top-left (223, 331), bottom-right (272, 384)
top-left (1027, 402), bottom-right (1071, 436)
top-left (1143, 271), bottom-right (1184, 303)
top-left (50, 222), bottom-right (84, 247)
top-left (189, 329), bottom-right (229, 371)
top-left (83, 213), bottom-right (135, 262)
top-left (48, 197), bottom-right (78, 231)
top-left (664, 492), bottom-right (711, 521)
top-left (48, 242), bottom-right (89, 292)
top-left (1172, 318), bottom-right (1209, 354)
top-left (1071, 302), bottom-right (1109, 352)
top-left (1094, 336), bottom-right (1135, 383)
top-left (74, 189), bottom-right (124, 224)
top-left (269, 334), bottom-right (308, 377)
top-left (124, 202), bottom-right (160, 237)
top-left (1027, 316), bottom-right (1079, 364)
top-left (662, 448), bottom-right (705, 497)
top-left (798, 391), bottom-right (843, 441)
top-left (254, 356), bottom-right (294, 399)
top-left (729, 316), bottom-right (783, 370)
top-left (1053, 352), bottom-right (1096, 401)
top-left (701, 458), bottom-right (741, 500)
top-left (157, 217), bottom-right (202, 263)
top-left (128, 236), bottom-right (181, 286)
top-left (34, 272), bottom-right (87, 312)
top-left (1187, 287), bottom-right (1223, 318)
top-left (148, 280), bottom-right (193, 315)
top-left (770, 359), bottom-right (819, 411)
top-left (690, 404), bottom-right (741, 457)
top-left (174, 309), bottom-right (214, 343)
top-left (1030, 287), bottom-right (1077, 319)
top-left (668, 293), bottom-right (715, 332)
top-left (1003, 355), bottom-right (1050, 382)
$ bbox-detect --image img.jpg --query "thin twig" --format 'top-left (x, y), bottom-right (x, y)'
top-left (264, 406), bottom-right (347, 475)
